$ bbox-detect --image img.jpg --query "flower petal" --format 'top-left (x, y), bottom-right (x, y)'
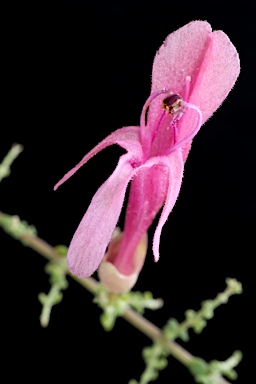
top-left (113, 155), bottom-right (172, 275)
top-left (153, 149), bottom-right (184, 261)
top-left (148, 21), bottom-right (240, 162)
top-left (188, 30), bottom-right (240, 124)
top-left (179, 30), bottom-right (240, 160)
top-left (148, 21), bottom-right (212, 135)
top-left (67, 154), bottom-right (135, 277)
top-left (152, 20), bottom-right (212, 97)
top-left (54, 126), bottom-right (141, 190)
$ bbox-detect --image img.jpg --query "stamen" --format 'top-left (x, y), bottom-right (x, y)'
top-left (139, 80), bottom-right (201, 159)
top-left (165, 101), bottom-right (202, 156)
top-left (184, 75), bottom-right (191, 102)
top-left (139, 89), bottom-right (169, 157)
top-left (140, 89), bottom-right (169, 129)
top-left (151, 110), bottom-right (166, 144)
top-left (152, 93), bottom-right (185, 146)
top-left (171, 119), bottom-right (177, 144)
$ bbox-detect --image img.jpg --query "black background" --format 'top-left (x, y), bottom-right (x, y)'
top-left (1, 0), bottom-right (255, 383)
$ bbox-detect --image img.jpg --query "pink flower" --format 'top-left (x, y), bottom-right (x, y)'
top-left (54, 21), bottom-right (240, 292)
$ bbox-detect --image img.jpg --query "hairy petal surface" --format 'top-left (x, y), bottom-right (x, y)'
top-left (54, 126), bottom-right (141, 190)
top-left (153, 149), bottom-right (184, 261)
top-left (149, 21), bottom-right (212, 136)
top-left (149, 21), bottom-right (240, 162)
top-left (152, 21), bottom-right (212, 98)
top-left (179, 29), bottom-right (240, 161)
top-left (67, 154), bottom-right (135, 277)
top-left (114, 156), bottom-right (173, 275)
top-left (187, 30), bottom-right (240, 123)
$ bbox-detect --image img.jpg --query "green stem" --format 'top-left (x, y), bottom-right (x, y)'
top-left (0, 144), bottom-right (23, 182)
top-left (178, 285), bottom-right (240, 335)
top-left (0, 211), bottom-right (230, 384)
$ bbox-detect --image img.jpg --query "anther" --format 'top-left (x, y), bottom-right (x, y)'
top-left (162, 93), bottom-right (183, 114)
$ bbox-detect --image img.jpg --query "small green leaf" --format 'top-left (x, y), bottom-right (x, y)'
top-left (94, 285), bottom-right (163, 332)
top-left (163, 278), bottom-right (243, 342)
top-left (38, 260), bottom-right (68, 327)
top-left (188, 357), bottom-right (208, 376)
top-left (133, 343), bottom-right (169, 384)
top-left (54, 245), bottom-right (68, 256)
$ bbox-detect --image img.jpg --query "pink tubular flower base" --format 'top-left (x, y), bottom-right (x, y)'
top-left (55, 21), bottom-right (240, 292)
